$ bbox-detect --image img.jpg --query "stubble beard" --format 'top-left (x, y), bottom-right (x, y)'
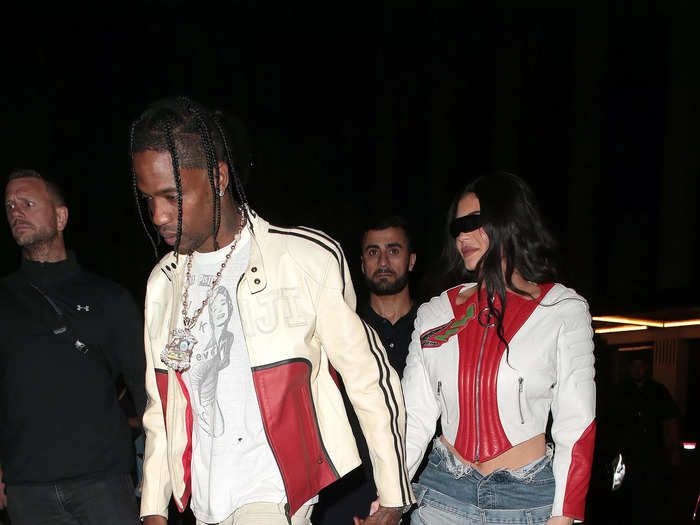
top-left (173, 229), bottom-right (210, 255)
top-left (176, 209), bottom-right (241, 255)
top-left (15, 225), bottom-right (58, 249)
top-left (364, 270), bottom-right (410, 296)
top-left (16, 225), bottom-right (64, 262)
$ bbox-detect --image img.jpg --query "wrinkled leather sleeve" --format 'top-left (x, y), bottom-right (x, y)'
top-left (315, 249), bottom-right (414, 509)
top-left (550, 298), bottom-right (596, 520)
top-left (139, 281), bottom-right (172, 520)
top-left (402, 303), bottom-right (442, 479)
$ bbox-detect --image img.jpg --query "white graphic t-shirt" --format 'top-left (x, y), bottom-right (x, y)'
top-left (180, 228), bottom-right (286, 523)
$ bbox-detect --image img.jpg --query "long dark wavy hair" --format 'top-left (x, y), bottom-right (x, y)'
top-left (439, 171), bottom-right (559, 349)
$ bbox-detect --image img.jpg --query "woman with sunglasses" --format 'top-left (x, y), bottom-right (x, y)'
top-left (401, 172), bottom-right (596, 525)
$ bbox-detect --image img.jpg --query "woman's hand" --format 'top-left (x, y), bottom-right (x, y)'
top-left (367, 498), bottom-right (380, 516)
top-left (545, 517), bottom-right (574, 525)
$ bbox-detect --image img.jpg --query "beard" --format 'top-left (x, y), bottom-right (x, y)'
top-left (364, 269), bottom-right (410, 296)
top-left (13, 224), bottom-right (58, 248)
top-left (171, 229), bottom-right (210, 255)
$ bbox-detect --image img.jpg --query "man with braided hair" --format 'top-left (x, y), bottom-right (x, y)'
top-left (131, 97), bottom-right (414, 525)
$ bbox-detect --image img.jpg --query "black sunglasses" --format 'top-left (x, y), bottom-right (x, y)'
top-left (449, 214), bottom-right (483, 238)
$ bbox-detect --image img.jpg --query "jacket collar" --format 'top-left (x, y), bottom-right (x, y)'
top-left (18, 251), bottom-right (80, 287)
top-left (244, 209), bottom-right (267, 294)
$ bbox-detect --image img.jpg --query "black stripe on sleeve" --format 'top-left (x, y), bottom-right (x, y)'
top-left (268, 228), bottom-right (345, 296)
top-left (296, 226), bottom-right (347, 297)
top-left (361, 320), bottom-right (411, 504)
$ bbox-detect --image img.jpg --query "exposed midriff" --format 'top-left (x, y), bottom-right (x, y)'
top-left (440, 433), bottom-right (546, 476)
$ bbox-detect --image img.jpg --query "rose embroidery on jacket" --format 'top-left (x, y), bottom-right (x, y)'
top-left (420, 304), bottom-right (475, 348)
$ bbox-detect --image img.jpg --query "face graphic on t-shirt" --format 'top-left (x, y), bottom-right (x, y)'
top-left (211, 291), bottom-right (231, 328)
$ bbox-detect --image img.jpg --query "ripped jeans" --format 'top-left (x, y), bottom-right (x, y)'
top-left (411, 439), bottom-right (554, 525)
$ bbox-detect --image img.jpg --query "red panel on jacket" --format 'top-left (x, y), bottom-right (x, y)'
top-left (453, 284), bottom-right (554, 462)
top-left (155, 370), bottom-right (168, 430)
top-left (563, 419), bottom-right (596, 520)
top-left (328, 362), bottom-right (341, 390)
top-left (175, 371), bottom-right (193, 513)
top-left (252, 359), bottom-right (337, 518)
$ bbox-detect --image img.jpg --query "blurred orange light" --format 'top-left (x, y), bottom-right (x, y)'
top-left (593, 316), bottom-right (700, 329)
top-left (663, 319), bottom-right (700, 327)
top-left (592, 316), bottom-right (663, 327)
top-left (595, 325), bottom-right (648, 334)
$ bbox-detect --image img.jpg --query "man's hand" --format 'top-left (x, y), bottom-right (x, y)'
top-left (353, 505), bottom-right (402, 525)
top-left (143, 516), bottom-right (167, 525)
top-left (545, 517), bottom-right (574, 525)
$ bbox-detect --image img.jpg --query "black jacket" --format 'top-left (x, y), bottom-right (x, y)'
top-left (0, 254), bottom-right (146, 484)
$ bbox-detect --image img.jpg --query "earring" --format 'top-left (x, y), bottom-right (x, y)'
top-left (219, 189), bottom-right (225, 197)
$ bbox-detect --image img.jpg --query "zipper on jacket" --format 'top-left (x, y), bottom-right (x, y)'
top-left (437, 381), bottom-right (450, 425)
top-left (517, 377), bottom-right (525, 424)
top-left (474, 323), bottom-right (490, 462)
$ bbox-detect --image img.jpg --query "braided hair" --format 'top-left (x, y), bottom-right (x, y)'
top-left (129, 97), bottom-right (250, 257)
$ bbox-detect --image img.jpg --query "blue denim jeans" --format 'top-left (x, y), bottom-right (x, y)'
top-left (411, 439), bottom-right (554, 525)
top-left (6, 473), bottom-right (139, 525)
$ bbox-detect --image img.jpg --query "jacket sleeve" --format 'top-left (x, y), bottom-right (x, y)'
top-left (550, 297), bottom-right (597, 520)
top-left (315, 251), bottom-right (414, 509)
top-left (402, 306), bottom-right (441, 479)
top-left (139, 299), bottom-right (172, 520)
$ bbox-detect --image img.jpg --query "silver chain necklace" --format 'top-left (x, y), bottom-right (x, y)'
top-left (161, 212), bottom-right (247, 371)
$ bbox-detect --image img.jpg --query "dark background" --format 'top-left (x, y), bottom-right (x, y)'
top-left (2, 4), bottom-right (699, 523)
top-left (2, 4), bottom-right (699, 313)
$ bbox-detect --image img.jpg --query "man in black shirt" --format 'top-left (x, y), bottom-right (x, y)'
top-left (0, 170), bottom-right (146, 525)
top-left (318, 216), bottom-right (418, 524)
top-left (610, 356), bottom-right (681, 525)
top-left (357, 215), bottom-right (417, 378)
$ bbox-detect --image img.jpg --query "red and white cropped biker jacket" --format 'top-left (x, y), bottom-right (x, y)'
top-left (402, 283), bottom-right (596, 521)
top-left (140, 212), bottom-right (413, 521)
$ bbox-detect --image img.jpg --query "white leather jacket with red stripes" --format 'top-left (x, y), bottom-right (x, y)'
top-left (402, 282), bottom-right (596, 520)
top-left (140, 211), bottom-right (414, 521)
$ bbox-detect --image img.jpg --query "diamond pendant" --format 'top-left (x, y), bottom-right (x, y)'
top-left (161, 329), bottom-right (198, 371)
